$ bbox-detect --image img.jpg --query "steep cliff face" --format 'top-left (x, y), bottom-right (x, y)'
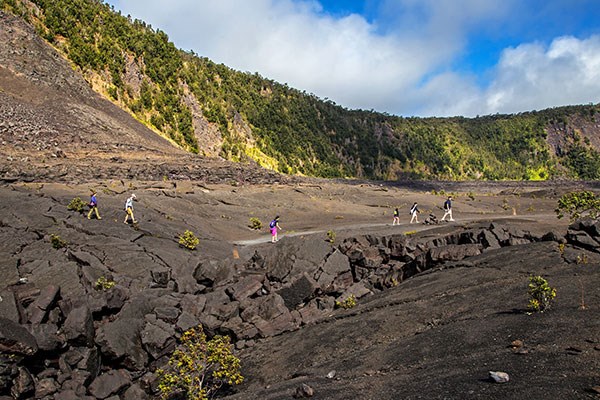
top-left (0, 11), bottom-right (181, 159)
top-left (0, 10), bottom-right (289, 184)
top-left (546, 112), bottom-right (600, 156)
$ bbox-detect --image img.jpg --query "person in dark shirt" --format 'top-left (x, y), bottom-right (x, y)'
top-left (87, 190), bottom-right (101, 220)
top-left (393, 208), bottom-right (400, 225)
top-left (441, 196), bottom-right (454, 221)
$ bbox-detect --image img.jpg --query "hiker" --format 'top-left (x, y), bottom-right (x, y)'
top-left (392, 208), bottom-right (400, 225)
top-left (410, 202), bottom-right (420, 224)
top-left (87, 190), bottom-right (101, 220)
top-left (124, 193), bottom-right (137, 224)
top-left (441, 196), bottom-right (454, 221)
top-left (269, 216), bottom-right (282, 243)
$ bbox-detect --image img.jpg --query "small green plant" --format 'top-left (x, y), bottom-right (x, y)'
top-left (157, 325), bottom-right (243, 400)
top-left (326, 229), bottom-right (336, 244)
top-left (405, 230), bottom-right (417, 236)
top-left (558, 243), bottom-right (565, 255)
top-left (467, 192), bottom-right (475, 201)
top-left (335, 294), bottom-right (356, 309)
top-left (248, 217), bottom-right (263, 230)
top-left (576, 254), bottom-right (588, 264)
top-left (50, 234), bottom-right (67, 249)
top-left (67, 197), bottom-right (87, 213)
top-left (179, 230), bottom-right (199, 250)
top-left (95, 276), bottom-right (116, 291)
top-left (527, 275), bottom-right (557, 313)
top-left (501, 198), bottom-right (510, 210)
top-left (555, 190), bottom-right (600, 220)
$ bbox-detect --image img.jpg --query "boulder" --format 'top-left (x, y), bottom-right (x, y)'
top-left (265, 237), bottom-right (332, 283)
top-left (458, 231), bottom-right (478, 244)
top-left (253, 311), bottom-right (296, 337)
top-left (241, 293), bottom-right (290, 323)
top-left (541, 230), bottom-right (565, 243)
top-left (220, 316), bottom-right (259, 340)
top-left (60, 369), bottom-right (93, 395)
top-left (226, 275), bottom-right (264, 301)
top-left (488, 370), bottom-right (510, 383)
top-left (294, 383), bottom-right (314, 398)
top-left (122, 383), bottom-right (149, 400)
top-left (95, 318), bottom-right (148, 370)
top-left (53, 390), bottom-right (96, 400)
top-left (298, 300), bottom-right (326, 326)
top-left (490, 223), bottom-right (510, 245)
top-left (150, 266), bottom-right (171, 288)
top-left (63, 304), bottom-right (94, 346)
top-left (331, 271), bottom-right (354, 294)
top-left (479, 229), bottom-right (501, 250)
top-left (10, 367), bottom-right (34, 399)
top-left (204, 290), bottom-right (240, 321)
top-left (0, 289), bottom-right (19, 323)
top-left (141, 317), bottom-right (176, 359)
top-left (102, 285), bottom-right (130, 311)
top-left (27, 284), bottom-right (60, 325)
top-left (277, 274), bottom-right (319, 309)
top-left (27, 322), bottom-right (63, 352)
top-left (179, 293), bottom-right (207, 317)
top-left (566, 230), bottom-right (600, 251)
top-left (176, 311), bottom-right (200, 332)
top-left (428, 244), bottom-right (482, 263)
top-left (75, 347), bottom-right (101, 379)
top-left (0, 317), bottom-right (37, 355)
top-left (35, 377), bottom-right (59, 398)
top-left (339, 283), bottom-right (372, 302)
top-left (387, 235), bottom-right (409, 258)
top-left (88, 369), bottom-right (131, 399)
top-left (154, 306), bottom-right (181, 323)
top-left (193, 259), bottom-right (233, 287)
top-left (315, 250), bottom-right (351, 289)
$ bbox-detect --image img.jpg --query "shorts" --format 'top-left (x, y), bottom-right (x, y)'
top-left (270, 227), bottom-right (277, 236)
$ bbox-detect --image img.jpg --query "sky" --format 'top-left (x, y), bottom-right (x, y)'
top-left (105, 0), bottom-right (600, 117)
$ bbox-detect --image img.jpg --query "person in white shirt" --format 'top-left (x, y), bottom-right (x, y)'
top-left (124, 193), bottom-right (137, 224)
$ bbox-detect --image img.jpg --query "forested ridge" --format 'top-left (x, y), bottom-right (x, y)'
top-left (2, 0), bottom-right (600, 180)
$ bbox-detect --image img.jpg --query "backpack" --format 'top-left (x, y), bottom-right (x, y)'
top-left (269, 220), bottom-right (277, 229)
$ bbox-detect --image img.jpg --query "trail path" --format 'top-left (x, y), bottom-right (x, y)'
top-left (232, 213), bottom-right (557, 246)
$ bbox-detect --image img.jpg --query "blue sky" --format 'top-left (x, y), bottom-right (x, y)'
top-left (105, 0), bottom-right (600, 117)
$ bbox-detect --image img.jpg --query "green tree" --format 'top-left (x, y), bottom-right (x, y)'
top-left (555, 191), bottom-right (600, 220)
top-left (157, 325), bottom-right (243, 400)
top-left (527, 276), bottom-right (556, 312)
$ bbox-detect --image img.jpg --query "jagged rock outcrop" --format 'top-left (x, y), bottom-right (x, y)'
top-left (0, 213), bottom-right (577, 399)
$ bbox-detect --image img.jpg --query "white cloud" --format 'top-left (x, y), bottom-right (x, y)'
top-left (480, 35), bottom-right (600, 115)
top-left (108, 1), bottom-right (600, 117)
